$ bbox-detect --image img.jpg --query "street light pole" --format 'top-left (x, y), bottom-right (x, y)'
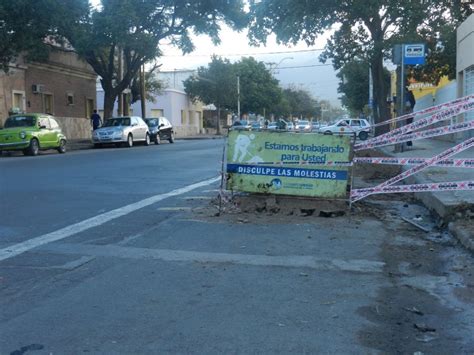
top-left (237, 75), bottom-right (240, 120)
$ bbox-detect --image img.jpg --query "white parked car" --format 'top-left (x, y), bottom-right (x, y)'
top-left (296, 120), bottom-right (311, 132)
top-left (92, 116), bottom-right (150, 148)
top-left (318, 118), bottom-right (371, 140)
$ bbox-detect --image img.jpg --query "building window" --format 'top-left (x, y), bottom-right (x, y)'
top-left (464, 66), bottom-right (474, 123)
top-left (181, 110), bottom-right (187, 124)
top-left (43, 94), bottom-right (54, 115)
top-left (196, 111), bottom-right (202, 128)
top-left (188, 110), bottom-right (194, 125)
top-left (86, 98), bottom-right (94, 118)
top-left (66, 93), bottom-right (74, 106)
top-left (12, 91), bottom-right (25, 113)
top-left (151, 109), bottom-right (164, 118)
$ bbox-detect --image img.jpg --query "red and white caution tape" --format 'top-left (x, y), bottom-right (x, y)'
top-left (355, 120), bottom-right (474, 151)
top-left (357, 98), bottom-right (474, 150)
top-left (351, 137), bottom-right (474, 203)
top-left (351, 180), bottom-right (474, 197)
top-left (368, 94), bottom-right (474, 130)
top-left (251, 161), bottom-right (352, 166)
top-left (354, 157), bottom-right (474, 168)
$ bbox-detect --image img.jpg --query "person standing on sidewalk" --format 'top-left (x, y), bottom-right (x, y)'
top-left (405, 87), bottom-right (416, 147)
top-left (91, 110), bottom-right (102, 130)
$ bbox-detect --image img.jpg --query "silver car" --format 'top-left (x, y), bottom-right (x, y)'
top-left (92, 116), bottom-right (150, 148)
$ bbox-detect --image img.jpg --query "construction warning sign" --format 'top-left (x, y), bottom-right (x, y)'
top-left (226, 131), bottom-right (352, 198)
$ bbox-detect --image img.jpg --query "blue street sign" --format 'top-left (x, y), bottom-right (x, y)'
top-left (403, 44), bottom-right (425, 65)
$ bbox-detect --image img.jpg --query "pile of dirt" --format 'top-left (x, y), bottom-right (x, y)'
top-left (353, 149), bottom-right (402, 182)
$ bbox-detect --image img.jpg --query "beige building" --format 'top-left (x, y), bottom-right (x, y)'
top-left (0, 48), bottom-right (97, 139)
top-left (457, 13), bottom-right (474, 138)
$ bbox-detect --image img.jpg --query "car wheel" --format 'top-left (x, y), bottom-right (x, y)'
top-left (169, 132), bottom-right (175, 143)
top-left (28, 138), bottom-right (39, 156)
top-left (94, 143), bottom-right (102, 149)
top-left (324, 131), bottom-right (333, 135)
top-left (155, 134), bottom-right (161, 145)
top-left (144, 133), bottom-right (150, 146)
top-left (125, 134), bottom-right (133, 148)
top-left (57, 139), bottom-right (66, 154)
top-left (358, 131), bottom-right (368, 141)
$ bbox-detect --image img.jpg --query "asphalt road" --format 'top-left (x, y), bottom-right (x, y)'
top-left (0, 139), bottom-right (473, 354)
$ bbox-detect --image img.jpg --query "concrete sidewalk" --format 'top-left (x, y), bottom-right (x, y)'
top-left (379, 138), bottom-right (474, 251)
top-left (67, 135), bottom-right (224, 151)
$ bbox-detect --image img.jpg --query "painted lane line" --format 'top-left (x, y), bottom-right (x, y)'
top-left (41, 242), bottom-right (385, 274)
top-left (0, 176), bottom-right (220, 262)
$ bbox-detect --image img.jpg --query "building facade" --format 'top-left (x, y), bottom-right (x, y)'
top-left (0, 48), bottom-right (97, 139)
top-left (457, 13), bottom-right (474, 139)
top-left (96, 72), bottom-right (205, 137)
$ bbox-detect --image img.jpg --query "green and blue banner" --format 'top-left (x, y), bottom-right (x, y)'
top-left (226, 131), bottom-right (352, 198)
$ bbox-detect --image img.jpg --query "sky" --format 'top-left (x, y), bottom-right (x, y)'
top-left (157, 26), bottom-right (341, 106)
top-left (89, 0), bottom-right (341, 106)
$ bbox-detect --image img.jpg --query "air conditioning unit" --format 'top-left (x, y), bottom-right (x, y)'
top-left (32, 84), bottom-right (44, 94)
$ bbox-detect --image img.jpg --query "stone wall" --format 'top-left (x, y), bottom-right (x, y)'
top-left (55, 116), bottom-right (92, 140)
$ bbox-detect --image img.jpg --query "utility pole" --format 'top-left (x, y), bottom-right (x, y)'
top-left (118, 48), bottom-right (123, 116)
top-left (369, 65), bottom-right (374, 126)
top-left (140, 64), bottom-right (146, 119)
top-left (237, 75), bottom-right (240, 120)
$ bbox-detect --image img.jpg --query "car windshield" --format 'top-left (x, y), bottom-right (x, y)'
top-left (299, 121), bottom-right (309, 125)
top-left (4, 116), bottom-right (36, 128)
top-left (103, 118), bottom-right (131, 127)
top-left (145, 119), bottom-right (158, 127)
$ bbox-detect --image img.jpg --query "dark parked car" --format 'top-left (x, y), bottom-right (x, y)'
top-left (144, 117), bottom-right (175, 144)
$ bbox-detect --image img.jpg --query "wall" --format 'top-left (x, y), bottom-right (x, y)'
top-left (97, 88), bottom-right (204, 137)
top-left (26, 49), bottom-right (96, 118)
top-left (457, 13), bottom-right (474, 140)
top-left (0, 49), bottom-right (96, 139)
top-left (55, 116), bottom-right (92, 140)
top-left (0, 63), bottom-right (26, 123)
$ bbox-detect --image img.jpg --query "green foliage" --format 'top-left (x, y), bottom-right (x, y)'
top-left (65, 0), bottom-right (247, 117)
top-left (337, 60), bottom-right (391, 116)
top-left (278, 87), bottom-right (318, 119)
top-left (337, 61), bottom-right (369, 115)
top-left (130, 66), bottom-right (165, 104)
top-left (0, 0), bottom-right (88, 71)
top-left (184, 56), bottom-right (283, 116)
top-left (184, 56), bottom-right (237, 110)
top-left (234, 57), bottom-right (282, 114)
top-left (409, 2), bottom-right (472, 84)
top-left (249, 0), bottom-right (471, 127)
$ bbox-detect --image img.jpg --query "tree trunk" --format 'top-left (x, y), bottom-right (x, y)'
top-left (216, 106), bottom-right (221, 135)
top-left (371, 54), bottom-right (391, 136)
top-left (103, 89), bottom-right (116, 120)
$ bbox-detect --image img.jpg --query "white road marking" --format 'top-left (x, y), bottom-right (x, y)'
top-left (40, 243), bottom-right (385, 273)
top-left (0, 176), bottom-right (220, 262)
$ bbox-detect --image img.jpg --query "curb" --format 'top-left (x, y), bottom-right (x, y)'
top-left (449, 221), bottom-right (474, 252)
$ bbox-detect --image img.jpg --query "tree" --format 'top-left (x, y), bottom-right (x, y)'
top-left (184, 56), bottom-right (237, 134)
top-left (337, 60), bottom-right (389, 116)
top-left (130, 65), bottom-right (165, 104)
top-left (336, 61), bottom-right (369, 116)
top-left (248, 0), bottom-right (468, 134)
top-left (65, 0), bottom-right (246, 119)
top-left (0, 0), bottom-right (88, 71)
top-left (281, 87), bottom-right (318, 119)
top-left (409, 2), bottom-right (472, 84)
top-left (234, 57), bottom-right (282, 116)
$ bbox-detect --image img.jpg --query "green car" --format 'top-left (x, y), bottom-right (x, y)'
top-left (0, 113), bottom-right (67, 156)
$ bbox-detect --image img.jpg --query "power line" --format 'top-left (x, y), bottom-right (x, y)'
top-left (277, 64), bottom-right (333, 69)
top-left (161, 63), bottom-right (333, 73)
top-left (162, 48), bottom-right (324, 58)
